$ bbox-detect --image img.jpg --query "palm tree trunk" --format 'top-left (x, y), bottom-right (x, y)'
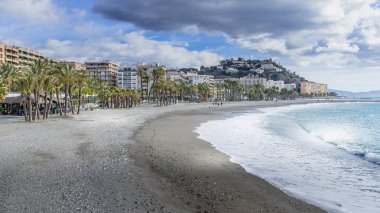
top-left (55, 85), bottom-right (63, 116)
top-left (34, 90), bottom-right (40, 120)
top-left (69, 86), bottom-right (75, 115)
top-left (77, 88), bottom-right (82, 114)
top-left (140, 81), bottom-right (144, 101)
top-left (43, 91), bottom-right (48, 119)
top-left (46, 91), bottom-right (53, 119)
top-left (27, 93), bottom-right (33, 122)
top-left (22, 96), bottom-right (28, 122)
top-left (64, 85), bottom-right (68, 116)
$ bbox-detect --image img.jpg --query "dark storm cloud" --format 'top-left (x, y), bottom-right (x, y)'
top-left (93, 0), bottom-right (323, 37)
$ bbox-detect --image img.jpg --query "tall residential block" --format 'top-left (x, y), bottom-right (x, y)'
top-left (0, 43), bottom-right (45, 66)
top-left (118, 67), bottom-right (139, 89)
top-left (85, 61), bottom-right (120, 87)
top-left (301, 81), bottom-right (328, 95)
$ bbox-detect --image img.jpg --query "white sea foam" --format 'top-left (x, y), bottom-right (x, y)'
top-left (195, 103), bottom-right (380, 213)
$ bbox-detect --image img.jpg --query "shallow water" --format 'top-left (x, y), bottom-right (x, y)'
top-left (195, 102), bottom-right (380, 213)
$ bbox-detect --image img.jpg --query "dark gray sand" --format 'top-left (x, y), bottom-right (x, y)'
top-left (131, 102), bottom-right (326, 213)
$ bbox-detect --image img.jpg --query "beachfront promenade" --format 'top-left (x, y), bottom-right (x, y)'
top-left (0, 101), bottom-right (330, 212)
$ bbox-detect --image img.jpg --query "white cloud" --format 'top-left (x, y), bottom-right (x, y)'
top-left (230, 0), bottom-right (380, 68)
top-left (40, 32), bottom-right (224, 68)
top-left (0, 0), bottom-right (62, 22)
top-left (235, 34), bottom-right (288, 54)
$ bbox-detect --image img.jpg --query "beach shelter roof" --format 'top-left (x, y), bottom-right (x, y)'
top-left (0, 95), bottom-right (65, 104)
top-left (0, 96), bottom-right (24, 104)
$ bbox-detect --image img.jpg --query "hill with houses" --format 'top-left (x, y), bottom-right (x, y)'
top-left (198, 58), bottom-right (306, 86)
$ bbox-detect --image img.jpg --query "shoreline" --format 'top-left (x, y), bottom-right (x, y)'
top-left (131, 100), bottom-right (328, 212)
top-left (0, 100), bottom-right (374, 212)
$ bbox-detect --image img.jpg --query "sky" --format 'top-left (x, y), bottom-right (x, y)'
top-left (1, 0), bottom-right (380, 92)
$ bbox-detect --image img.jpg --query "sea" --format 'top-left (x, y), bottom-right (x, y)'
top-left (195, 102), bottom-right (380, 213)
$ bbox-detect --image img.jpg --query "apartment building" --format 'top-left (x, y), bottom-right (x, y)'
top-left (0, 43), bottom-right (45, 66)
top-left (186, 72), bottom-right (214, 85)
top-left (238, 76), bottom-right (296, 90)
top-left (65, 61), bottom-right (86, 71)
top-left (284, 83), bottom-right (297, 90)
top-left (19, 47), bottom-right (45, 66)
top-left (85, 60), bottom-right (120, 87)
top-left (300, 81), bottom-right (328, 95)
top-left (54, 60), bottom-right (87, 71)
top-left (136, 62), bottom-right (165, 74)
top-left (166, 68), bottom-right (185, 82)
top-left (118, 67), bottom-right (139, 89)
top-left (239, 76), bottom-right (266, 87)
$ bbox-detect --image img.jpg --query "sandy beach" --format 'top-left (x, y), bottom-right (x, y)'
top-left (0, 100), bottom-right (329, 212)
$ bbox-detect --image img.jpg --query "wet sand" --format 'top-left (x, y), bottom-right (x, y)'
top-left (131, 101), bottom-right (326, 212)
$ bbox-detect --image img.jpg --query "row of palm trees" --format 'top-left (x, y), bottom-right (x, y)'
top-left (1, 60), bottom-right (303, 122)
top-left (98, 87), bottom-right (140, 109)
top-left (137, 69), bottom-right (212, 104)
top-left (244, 84), bottom-right (297, 101)
top-left (0, 60), bottom-right (96, 122)
top-left (136, 68), bottom-right (299, 103)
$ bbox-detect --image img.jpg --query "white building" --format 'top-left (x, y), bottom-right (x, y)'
top-left (166, 68), bottom-right (186, 81)
top-left (284, 83), bottom-right (297, 90)
top-left (118, 67), bottom-right (139, 89)
top-left (226, 67), bottom-right (239, 73)
top-left (186, 73), bottom-right (214, 85)
top-left (265, 80), bottom-right (284, 89)
top-left (260, 61), bottom-right (282, 72)
top-left (252, 67), bottom-right (264, 74)
top-left (239, 76), bottom-right (262, 87)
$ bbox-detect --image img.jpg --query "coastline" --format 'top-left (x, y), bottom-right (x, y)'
top-left (0, 100), bottom-right (367, 212)
top-left (131, 101), bottom-right (328, 212)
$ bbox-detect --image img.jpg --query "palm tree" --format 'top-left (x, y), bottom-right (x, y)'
top-left (167, 79), bottom-right (177, 104)
top-left (42, 73), bottom-right (58, 119)
top-left (154, 79), bottom-right (167, 106)
top-left (0, 81), bottom-right (7, 101)
top-left (0, 63), bottom-right (18, 90)
top-left (57, 64), bottom-right (76, 116)
top-left (142, 74), bottom-right (150, 102)
top-left (76, 71), bottom-right (89, 114)
top-left (197, 83), bottom-right (210, 102)
top-left (177, 80), bottom-right (188, 101)
top-left (189, 84), bottom-right (197, 102)
top-left (14, 70), bottom-right (35, 122)
top-left (27, 59), bottom-right (50, 120)
top-left (280, 88), bottom-right (289, 100)
top-left (51, 63), bottom-right (64, 116)
top-left (215, 82), bottom-right (224, 101)
top-left (136, 68), bottom-right (145, 101)
top-left (224, 79), bottom-right (241, 101)
top-left (149, 67), bottom-right (166, 100)
top-left (253, 84), bottom-right (264, 101)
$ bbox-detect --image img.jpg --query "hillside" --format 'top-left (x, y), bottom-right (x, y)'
top-left (198, 58), bottom-right (306, 85)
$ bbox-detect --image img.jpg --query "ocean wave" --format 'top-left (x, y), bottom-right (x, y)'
top-left (364, 152), bottom-right (380, 164)
top-left (333, 144), bottom-right (380, 165)
top-left (196, 106), bottom-right (380, 213)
